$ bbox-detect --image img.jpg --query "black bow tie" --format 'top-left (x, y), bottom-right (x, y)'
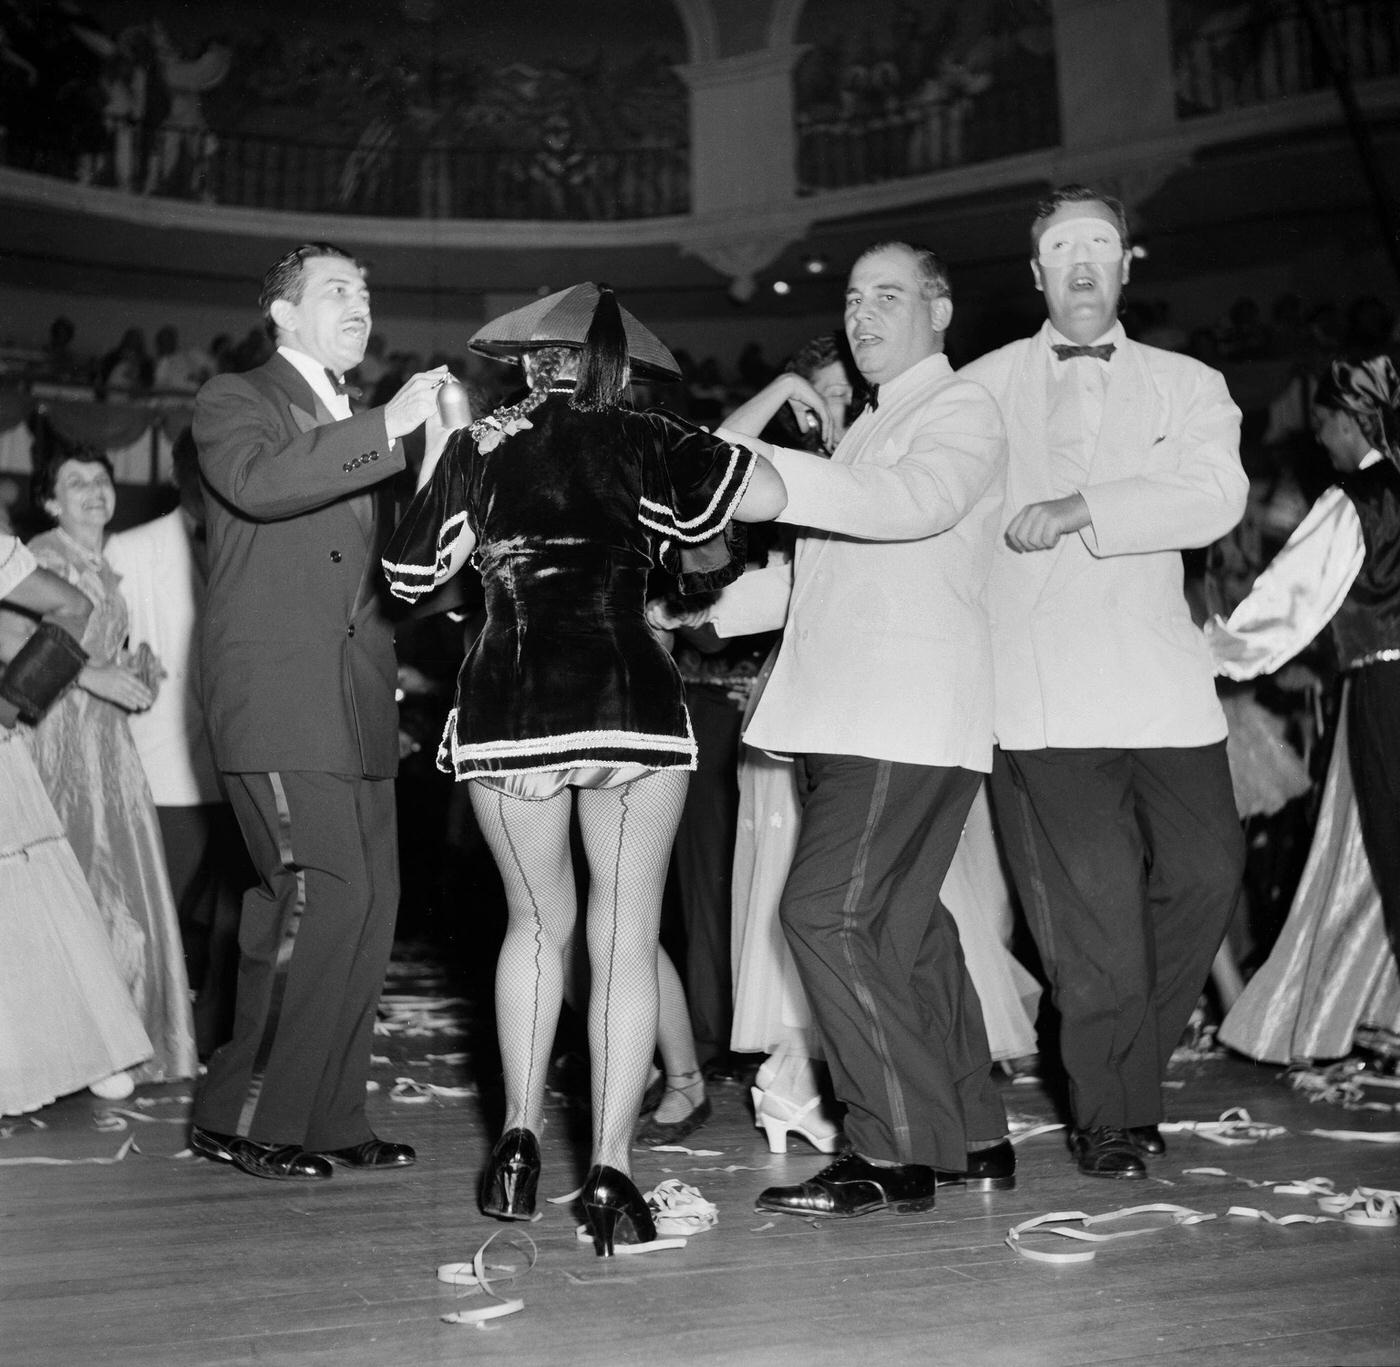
top-left (324, 368), bottom-right (363, 401)
top-left (1051, 343), bottom-right (1116, 362)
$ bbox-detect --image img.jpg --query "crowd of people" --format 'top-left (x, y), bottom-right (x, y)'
top-left (3, 191), bottom-right (1398, 1258)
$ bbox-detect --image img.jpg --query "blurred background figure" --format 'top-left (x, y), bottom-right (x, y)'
top-left (1209, 355), bottom-right (1400, 1063)
top-left (106, 431), bottom-right (251, 1058)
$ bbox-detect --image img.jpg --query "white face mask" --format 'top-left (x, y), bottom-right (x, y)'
top-left (1036, 216), bottom-right (1124, 266)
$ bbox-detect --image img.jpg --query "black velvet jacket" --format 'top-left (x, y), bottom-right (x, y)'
top-left (383, 392), bottom-right (755, 779)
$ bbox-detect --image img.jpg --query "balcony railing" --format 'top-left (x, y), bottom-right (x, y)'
top-left (796, 74), bottom-right (1060, 195)
top-left (1174, 0), bottom-right (1400, 116)
top-left (1, 121), bottom-right (691, 221)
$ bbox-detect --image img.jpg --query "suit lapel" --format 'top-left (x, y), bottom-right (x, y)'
top-left (1008, 334), bottom-right (1051, 503)
top-left (787, 405), bottom-right (882, 609)
top-left (265, 354), bottom-right (375, 542)
top-left (1088, 339), bottom-right (1157, 485)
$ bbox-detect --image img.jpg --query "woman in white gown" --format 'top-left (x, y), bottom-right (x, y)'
top-left (0, 534), bottom-right (151, 1116)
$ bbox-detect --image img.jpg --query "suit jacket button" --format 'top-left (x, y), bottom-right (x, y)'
top-left (369, 453), bottom-right (378, 461)
top-left (347, 624), bottom-right (356, 637)
top-left (342, 462), bottom-right (352, 472)
top-left (330, 550), bottom-right (342, 563)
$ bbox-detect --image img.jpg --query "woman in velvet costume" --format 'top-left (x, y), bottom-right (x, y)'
top-left (383, 284), bottom-right (785, 1255)
top-left (1207, 356), bottom-right (1400, 1061)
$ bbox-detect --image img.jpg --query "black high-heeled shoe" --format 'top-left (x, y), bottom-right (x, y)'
top-left (579, 1163), bottom-right (657, 1257)
top-left (480, 1128), bottom-right (541, 1221)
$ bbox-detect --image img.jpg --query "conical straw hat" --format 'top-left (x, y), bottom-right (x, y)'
top-left (467, 282), bottom-right (681, 382)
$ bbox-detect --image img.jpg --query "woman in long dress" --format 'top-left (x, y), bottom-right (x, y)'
top-left (1207, 356), bottom-right (1400, 1061)
top-left (0, 534), bottom-right (152, 1115)
top-left (383, 285), bottom-right (784, 1255)
top-left (19, 448), bottom-right (197, 1086)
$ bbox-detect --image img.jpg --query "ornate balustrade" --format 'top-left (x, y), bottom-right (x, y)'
top-left (795, 73), bottom-right (1060, 195)
top-left (2, 121), bottom-right (691, 221)
top-left (1, 2), bottom-right (1396, 222)
top-left (1174, 0), bottom-right (1400, 117)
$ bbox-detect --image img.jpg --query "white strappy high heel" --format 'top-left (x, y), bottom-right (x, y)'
top-left (751, 1085), bottom-right (840, 1154)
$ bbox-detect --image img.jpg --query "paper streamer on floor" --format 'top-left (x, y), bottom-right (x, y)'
top-left (437, 1230), bottom-right (535, 1326)
top-left (1008, 1175), bottom-right (1400, 1261)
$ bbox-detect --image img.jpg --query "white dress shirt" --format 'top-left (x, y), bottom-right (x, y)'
top-left (279, 345), bottom-right (352, 421)
top-left (1044, 322), bottom-right (1119, 493)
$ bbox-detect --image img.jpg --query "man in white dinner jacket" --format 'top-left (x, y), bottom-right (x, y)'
top-left (961, 184), bottom-right (1248, 1179)
top-left (660, 241), bottom-right (1014, 1218)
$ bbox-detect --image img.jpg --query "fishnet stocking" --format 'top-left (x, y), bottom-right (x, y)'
top-left (577, 772), bottom-right (689, 1169)
top-left (470, 784), bottom-right (575, 1139)
top-left (470, 770), bottom-right (689, 1172)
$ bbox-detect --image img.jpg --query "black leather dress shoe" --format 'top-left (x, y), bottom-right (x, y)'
top-left (1070, 1126), bottom-right (1147, 1179)
top-left (934, 1138), bottom-right (1017, 1191)
top-left (317, 1138), bottom-right (416, 1169)
top-left (190, 1124), bottom-right (332, 1181)
top-left (755, 1152), bottom-right (937, 1218)
top-left (1126, 1124), bottom-right (1166, 1156)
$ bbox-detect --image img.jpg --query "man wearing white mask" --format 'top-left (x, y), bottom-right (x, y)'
top-left (962, 185), bottom-right (1248, 1179)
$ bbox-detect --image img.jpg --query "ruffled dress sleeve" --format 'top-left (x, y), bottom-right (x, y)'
top-left (634, 409), bottom-right (757, 595)
top-left (382, 431), bottom-right (474, 603)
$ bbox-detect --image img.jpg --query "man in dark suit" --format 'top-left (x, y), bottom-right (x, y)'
top-left (189, 241), bottom-right (446, 1180)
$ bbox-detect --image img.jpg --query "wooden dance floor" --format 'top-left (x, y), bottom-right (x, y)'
top-left (4, 945), bottom-right (1398, 1367)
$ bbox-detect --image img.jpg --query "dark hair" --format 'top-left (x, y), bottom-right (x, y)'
top-left (467, 348), bottom-right (571, 448)
top-left (258, 242), bottom-right (364, 331)
top-left (573, 286), bottom-right (630, 410)
top-left (1030, 184), bottom-right (1130, 251)
top-left (1314, 355), bottom-right (1400, 459)
top-left (785, 331), bottom-right (855, 383)
top-left (34, 444), bottom-right (115, 515)
top-left (852, 242), bottom-right (952, 301)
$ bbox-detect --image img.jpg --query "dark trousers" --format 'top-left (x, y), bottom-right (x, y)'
top-left (780, 753), bottom-right (1005, 1169)
top-left (194, 771), bottom-right (398, 1150)
top-left (156, 802), bottom-right (251, 1059)
top-left (668, 684), bottom-right (742, 1063)
top-left (990, 742), bottom-right (1244, 1130)
top-left (1348, 660), bottom-right (1400, 967)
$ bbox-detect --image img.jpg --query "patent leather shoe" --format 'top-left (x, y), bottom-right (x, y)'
top-left (318, 1137), bottom-right (416, 1168)
top-left (579, 1163), bottom-right (657, 1256)
top-left (1126, 1124), bottom-right (1166, 1156)
top-left (933, 1138), bottom-right (1017, 1191)
top-left (755, 1152), bottom-right (937, 1218)
top-left (190, 1124), bottom-right (332, 1181)
top-left (481, 1128), bottom-right (541, 1221)
top-left (1070, 1126), bottom-right (1147, 1179)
